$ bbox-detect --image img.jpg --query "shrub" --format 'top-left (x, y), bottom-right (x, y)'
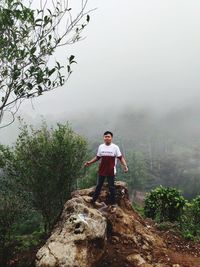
top-left (144, 185), bottom-right (186, 222)
top-left (14, 121), bottom-right (88, 232)
top-left (180, 196), bottom-right (200, 240)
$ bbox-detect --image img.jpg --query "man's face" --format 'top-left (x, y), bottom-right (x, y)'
top-left (104, 134), bottom-right (112, 145)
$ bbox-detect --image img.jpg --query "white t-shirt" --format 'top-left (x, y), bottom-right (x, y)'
top-left (96, 143), bottom-right (122, 176)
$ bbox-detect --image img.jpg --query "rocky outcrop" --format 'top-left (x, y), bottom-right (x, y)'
top-left (35, 181), bottom-right (200, 267)
top-left (35, 196), bottom-right (107, 267)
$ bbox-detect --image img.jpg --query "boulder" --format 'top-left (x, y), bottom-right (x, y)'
top-left (35, 181), bottom-right (200, 267)
top-left (35, 197), bottom-right (107, 267)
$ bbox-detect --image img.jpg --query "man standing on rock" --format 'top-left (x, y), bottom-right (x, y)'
top-left (84, 131), bottom-right (128, 210)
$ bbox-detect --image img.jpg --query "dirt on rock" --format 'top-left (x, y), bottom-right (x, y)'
top-left (85, 182), bottom-right (200, 267)
top-left (8, 181), bottom-right (200, 267)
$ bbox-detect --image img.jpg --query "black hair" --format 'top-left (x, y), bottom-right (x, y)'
top-left (104, 131), bottom-right (113, 137)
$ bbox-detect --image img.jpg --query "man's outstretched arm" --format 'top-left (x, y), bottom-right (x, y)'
top-left (84, 156), bottom-right (100, 167)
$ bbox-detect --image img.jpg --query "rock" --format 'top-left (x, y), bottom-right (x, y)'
top-left (35, 197), bottom-right (107, 267)
top-left (35, 181), bottom-right (193, 267)
top-left (142, 244), bottom-right (149, 250)
top-left (146, 254), bottom-right (152, 261)
top-left (154, 264), bottom-right (168, 267)
top-left (111, 236), bottom-right (120, 244)
top-left (127, 253), bottom-right (146, 266)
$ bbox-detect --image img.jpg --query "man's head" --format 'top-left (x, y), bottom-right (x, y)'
top-left (103, 131), bottom-right (113, 145)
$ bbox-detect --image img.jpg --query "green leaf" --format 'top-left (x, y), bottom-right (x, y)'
top-left (30, 47), bottom-right (37, 54)
top-left (27, 83), bottom-right (33, 90)
top-left (86, 15), bottom-right (90, 22)
top-left (67, 65), bottom-right (71, 73)
top-left (38, 85), bottom-right (43, 95)
top-left (48, 68), bottom-right (56, 76)
top-left (69, 55), bottom-right (75, 63)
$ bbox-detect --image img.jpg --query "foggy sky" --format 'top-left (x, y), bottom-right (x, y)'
top-left (18, 0), bottom-right (200, 119)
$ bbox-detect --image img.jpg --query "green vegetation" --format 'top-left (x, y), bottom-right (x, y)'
top-left (1, 109), bottom-right (200, 265)
top-left (180, 195), bottom-right (200, 241)
top-left (0, 169), bottom-right (27, 265)
top-left (144, 186), bottom-right (186, 222)
top-left (78, 163), bottom-right (97, 189)
top-left (144, 186), bottom-right (200, 241)
top-left (73, 109), bottom-right (200, 200)
top-left (117, 151), bottom-right (148, 191)
top-left (14, 121), bottom-right (87, 232)
top-left (0, 0), bottom-right (90, 126)
top-left (0, 121), bottom-right (88, 266)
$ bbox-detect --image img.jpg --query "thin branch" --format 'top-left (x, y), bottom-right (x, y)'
top-left (0, 0), bottom-right (93, 128)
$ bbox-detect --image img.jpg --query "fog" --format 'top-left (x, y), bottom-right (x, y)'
top-left (18, 0), bottom-right (200, 114)
top-left (1, 0), bottom-right (200, 144)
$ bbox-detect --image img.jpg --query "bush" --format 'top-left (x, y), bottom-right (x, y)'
top-left (180, 196), bottom-right (200, 240)
top-left (13, 121), bottom-right (88, 233)
top-left (78, 164), bottom-right (97, 189)
top-left (144, 185), bottom-right (186, 222)
top-left (12, 210), bottom-right (43, 235)
top-left (191, 195), bottom-right (200, 225)
top-left (0, 147), bottom-right (28, 266)
top-left (0, 121), bottom-right (88, 266)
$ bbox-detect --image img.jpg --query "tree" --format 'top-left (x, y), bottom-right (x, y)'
top-left (13, 121), bottom-right (88, 232)
top-left (118, 151), bottom-right (148, 192)
top-left (78, 163), bottom-right (97, 189)
top-left (0, 145), bottom-right (27, 266)
top-left (0, 0), bottom-right (92, 127)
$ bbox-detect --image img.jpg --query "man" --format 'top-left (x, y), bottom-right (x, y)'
top-left (84, 131), bottom-right (128, 210)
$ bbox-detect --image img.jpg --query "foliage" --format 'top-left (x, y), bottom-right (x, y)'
top-left (144, 186), bottom-right (186, 222)
top-left (13, 121), bottom-right (88, 232)
top-left (0, 0), bottom-right (91, 126)
top-left (12, 209), bottom-right (44, 236)
top-left (78, 163), bottom-right (97, 189)
top-left (191, 195), bottom-right (200, 225)
top-left (118, 151), bottom-right (148, 190)
top-left (132, 201), bottom-right (145, 217)
top-left (0, 121), bottom-right (88, 265)
top-left (180, 196), bottom-right (200, 240)
top-left (73, 110), bottom-right (200, 200)
top-left (0, 148), bottom-right (28, 266)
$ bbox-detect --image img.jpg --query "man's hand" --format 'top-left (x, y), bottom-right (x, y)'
top-left (119, 156), bottom-right (128, 173)
top-left (84, 156), bottom-right (99, 167)
top-left (84, 161), bottom-right (91, 167)
top-left (123, 165), bottom-right (128, 173)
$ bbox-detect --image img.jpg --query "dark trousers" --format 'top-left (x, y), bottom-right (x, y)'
top-left (92, 175), bottom-right (116, 205)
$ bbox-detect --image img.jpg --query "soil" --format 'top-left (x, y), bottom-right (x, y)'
top-left (7, 220), bottom-right (200, 267)
top-left (95, 218), bottom-right (200, 267)
top-left (6, 182), bottom-right (200, 267)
